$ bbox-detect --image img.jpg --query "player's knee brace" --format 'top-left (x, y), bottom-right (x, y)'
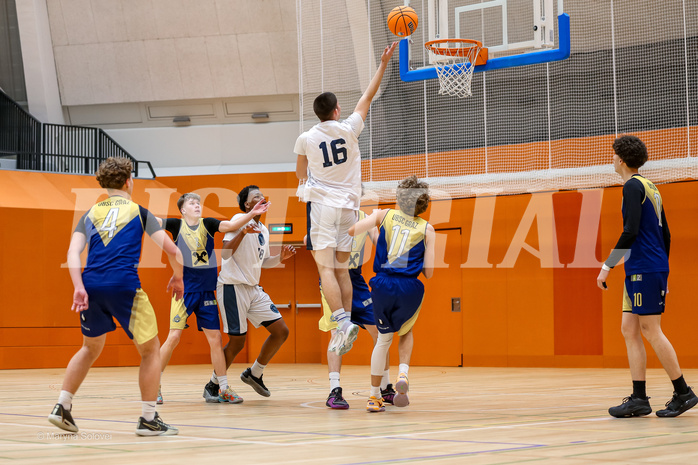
top-left (371, 333), bottom-right (393, 376)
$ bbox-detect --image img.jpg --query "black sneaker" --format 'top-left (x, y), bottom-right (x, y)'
top-left (608, 395), bottom-right (652, 418)
top-left (656, 388), bottom-right (698, 417)
top-left (241, 368), bottom-right (271, 397)
top-left (136, 413), bottom-right (179, 436)
top-left (203, 381), bottom-right (220, 403)
top-left (381, 384), bottom-right (397, 405)
top-left (326, 387), bottom-right (349, 409)
top-left (48, 403), bottom-right (78, 433)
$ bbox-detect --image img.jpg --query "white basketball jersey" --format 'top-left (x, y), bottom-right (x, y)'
top-left (217, 214), bottom-right (270, 286)
top-left (294, 112), bottom-right (364, 210)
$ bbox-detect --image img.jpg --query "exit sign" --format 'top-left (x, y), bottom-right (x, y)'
top-left (269, 223), bottom-right (293, 234)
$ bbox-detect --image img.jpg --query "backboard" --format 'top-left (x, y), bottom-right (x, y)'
top-left (400, 0), bottom-right (570, 82)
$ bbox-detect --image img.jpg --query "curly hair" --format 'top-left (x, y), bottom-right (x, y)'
top-left (95, 157), bottom-right (132, 189)
top-left (396, 175), bottom-right (429, 216)
top-left (177, 193), bottom-right (201, 212)
top-left (237, 185), bottom-right (260, 212)
top-left (613, 135), bottom-right (648, 169)
top-left (313, 92), bottom-right (338, 121)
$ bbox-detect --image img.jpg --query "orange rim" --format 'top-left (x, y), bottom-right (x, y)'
top-left (424, 39), bottom-right (483, 57)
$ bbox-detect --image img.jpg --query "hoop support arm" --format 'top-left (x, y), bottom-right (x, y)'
top-left (400, 12), bottom-right (570, 82)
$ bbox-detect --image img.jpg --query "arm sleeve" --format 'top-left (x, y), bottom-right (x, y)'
top-left (203, 217), bottom-right (221, 235)
top-left (163, 218), bottom-right (180, 237)
top-left (74, 212), bottom-right (88, 234)
top-left (604, 179), bottom-right (644, 268)
top-left (140, 206), bottom-right (164, 237)
top-left (661, 208), bottom-right (671, 257)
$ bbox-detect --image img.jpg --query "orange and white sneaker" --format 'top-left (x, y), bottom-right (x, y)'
top-left (394, 373), bottom-right (410, 407)
top-left (219, 386), bottom-right (244, 404)
top-left (366, 396), bottom-right (385, 413)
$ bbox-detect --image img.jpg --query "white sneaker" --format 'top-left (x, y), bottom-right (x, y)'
top-left (329, 323), bottom-right (360, 356)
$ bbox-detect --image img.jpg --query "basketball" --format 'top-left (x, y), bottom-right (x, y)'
top-left (387, 6), bottom-right (418, 37)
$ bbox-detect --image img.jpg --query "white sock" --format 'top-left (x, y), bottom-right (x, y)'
top-left (218, 375), bottom-right (228, 391)
top-left (251, 360), bottom-right (266, 378)
top-left (329, 372), bottom-right (341, 390)
top-left (332, 308), bottom-right (348, 329)
top-left (58, 390), bottom-right (74, 410)
top-left (381, 369), bottom-right (390, 390)
top-left (211, 371), bottom-right (219, 384)
top-left (141, 401), bottom-right (156, 422)
top-left (370, 386), bottom-right (381, 398)
top-left (399, 364), bottom-right (409, 376)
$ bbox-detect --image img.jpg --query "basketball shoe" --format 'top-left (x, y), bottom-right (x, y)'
top-left (393, 373), bottom-right (410, 407)
top-left (608, 395), bottom-right (652, 418)
top-left (329, 323), bottom-right (360, 356)
top-left (219, 386), bottom-right (244, 404)
top-left (366, 396), bottom-right (385, 413)
top-left (203, 381), bottom-right (220, 403)
top-left (135, 413), bottom-right (179, 436)
top-left (656, 388), bottom-right (698, 417)
top-left (326, 387), bottom-right (349, 409)
top-left (48, 403), bottom-right (78, 433)
top-left (241, 368), bottom-right (271, 397)
top-left (381, 384), bottom-right (397, 405)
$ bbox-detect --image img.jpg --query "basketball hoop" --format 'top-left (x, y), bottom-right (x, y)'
top-left (424, 39), bottom-right (487, 98)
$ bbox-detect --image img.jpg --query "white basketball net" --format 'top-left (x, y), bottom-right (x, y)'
top-left (426, 41), bottom-right (482, 98)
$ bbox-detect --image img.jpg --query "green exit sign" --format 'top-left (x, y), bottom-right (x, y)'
top-left (269, 223), bottom-right (293, 234)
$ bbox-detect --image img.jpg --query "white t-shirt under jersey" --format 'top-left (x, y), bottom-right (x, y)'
top-left (294, 112), bottom-right (364, 210)
top-left (217, 214), bottom-right (270, 286)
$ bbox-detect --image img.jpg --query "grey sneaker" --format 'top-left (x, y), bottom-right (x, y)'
top-left (241, 368), bottom-right (271, 397)
top-left (608, 395), bottom-right (652, 418)
top-left (203, 381), bottom-right (220, 403)
top-left (136, 413), bottom-right (178, 436)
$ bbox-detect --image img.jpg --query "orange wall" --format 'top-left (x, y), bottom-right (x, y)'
top-left (1, 170), bottom-right (697, 370)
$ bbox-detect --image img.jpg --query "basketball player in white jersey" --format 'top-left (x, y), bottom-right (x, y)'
top-left (294, 41), bottom-right (397, 356)
top-left (204, 185), bottom-right (296, 400)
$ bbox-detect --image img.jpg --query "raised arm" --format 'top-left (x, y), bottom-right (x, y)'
top-left (219, 201), bottom-right (270, 233)
top-left (67, 232), bottom-right (88, 312)
top-left (354, 42), bottom-right (398, 121)
top-left (422, 224), bottom-right (436, 279)
top-left (349, 209), bottom-right (387, 237)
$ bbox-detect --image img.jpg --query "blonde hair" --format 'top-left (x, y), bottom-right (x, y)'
top-left (177, 193), bottom-right (201, 211)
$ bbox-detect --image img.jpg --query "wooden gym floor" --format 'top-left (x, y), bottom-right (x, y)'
top-left (1, 364), bottom-right (697, 464)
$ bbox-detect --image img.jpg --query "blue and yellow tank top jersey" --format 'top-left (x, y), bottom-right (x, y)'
top-left (349, 210), bottom-right (370, 276)
top-left (76, 196), bottom-right (161, 288)
top-left (374, 209), bottom-right (428, 278)
top-left (624, 174), bottom-right (669, 275)
top-left (171, 219), bottom-right (218, 292)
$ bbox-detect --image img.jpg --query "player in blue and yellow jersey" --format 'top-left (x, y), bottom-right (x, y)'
top-left (317, 208), bottom-right (393, 409)
top-left (48, 157), bottom-right (184, 436)
top-left (349, 176), bottom-right (435, 413)
top-left (597, 135), bottom-right (697, 418)
top-left (157, 193), bottom-right (269, 405)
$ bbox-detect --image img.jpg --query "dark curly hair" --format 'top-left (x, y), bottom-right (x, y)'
top-left (237, 185), bottom-right (259, 212)
top-left (613, 135), bottom-right (648, 169)
top-left (95, 157), bottom-right (132, 189)
top-left (313, 92), bottom-right (338, 121)
top-left (396, 175), bottom-right (429, 216)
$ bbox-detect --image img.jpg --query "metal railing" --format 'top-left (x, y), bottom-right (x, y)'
top-left (0, 89), bottom-right (155, 178)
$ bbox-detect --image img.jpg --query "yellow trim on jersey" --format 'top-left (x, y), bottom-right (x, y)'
top-left (397, 294), bottom-right (424, 336)
top-left (622, 283), bottom-right (632, 313)
top-left (632, 175), bottom-right (663, 225)
top-left (318, 288), bottom-right (337, 332)
top-left (89, 197), bottom-right (140, 246)
top-left (128, 289), bottom-right (158, 344)
top-left (180, 218), bottom-right (212, 267)
top-left (381, 209), bottom-right (428, 265)
top-left (170, 296), bottom-right (189, 330)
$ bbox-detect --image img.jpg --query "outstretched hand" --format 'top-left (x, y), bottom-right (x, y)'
top-left (251, 200), bottom-right (270, 216)
top-left (71, 288), bottom-right (89, 312)
top-left (168, 275), bottom-right (184, 300)
top-left (381, 42), bottom-right (398, 64)
top-left (242, 223), bottom-right (262, 235)
top-left (280, 245), bottom-right (297, 262)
